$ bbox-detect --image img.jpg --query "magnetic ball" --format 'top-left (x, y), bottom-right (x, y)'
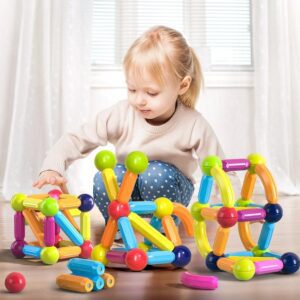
top-left (201, 156), bottom-right (222, 176)
top-left (40, 246), bottom-right (59, 265)
top-left (125, 151), bottom-right (148, 174)
top-left (11, 240), bottom-right (27, 258)
top-left (264, 203), bottom-right (283, 223)
top-left (39, 197), bottom-right (59, 216)
top-left (191, 202), bottom-right (208, 222)
top-left (172, 245), bottom-right (192, 268)
top-left (91, 245), bottom-right (108, 265)
top-left (80, 241), bottom-right (93, 259)
top-left (232, 258), bottom-right (255, 281)
top-left (205, 252), bottom-right (223, 271)
top-left (94, 150), bottom-right (117, 171)
top-left (154, 197), bottom-right (173, 218)
top-left (10, 194), bottom-right (26, 212)
top-left (78, 194), bottom-right (94, 212)
top-left (5, 272), bottom-right (26, 293)
top-left (281, 252), bottom-right (300, 274)
top-left (125, 248), bottom-right (148, 271)
top-left (247, 153), bottom-right (266, 165)
top-left (217, 207), bottom-right (238, 228)
top-left (48, 189), bottom-right (62, 199)
top-left (108, 200), bottom-right (130, 220)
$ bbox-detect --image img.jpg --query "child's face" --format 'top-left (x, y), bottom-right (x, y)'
top-left (126, 69), bottom-right (180, 125)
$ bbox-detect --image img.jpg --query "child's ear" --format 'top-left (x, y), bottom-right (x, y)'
top-left (178, 76), bottom-right (192, 95)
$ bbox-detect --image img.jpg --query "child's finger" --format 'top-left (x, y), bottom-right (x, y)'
top-left (55, 177), bottom-right (67, 184)
top-left (33, 179), bottom-right (47, 189)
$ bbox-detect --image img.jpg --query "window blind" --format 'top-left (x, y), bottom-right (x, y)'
top-left (92, 0), bottom-right (252, 71)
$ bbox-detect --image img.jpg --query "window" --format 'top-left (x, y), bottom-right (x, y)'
top-left (92, 0), bottom-right (252, 71)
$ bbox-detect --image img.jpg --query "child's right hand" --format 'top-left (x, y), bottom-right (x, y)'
top-left (33, 170), bottom-right (68, 190)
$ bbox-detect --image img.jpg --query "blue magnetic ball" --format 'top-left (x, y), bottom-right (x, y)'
top-left (281, 252), bottom-right (300, 274)
top-left (264, 203), bottom-right (283, 223)
top-left (172, 245), bottom-right (191, 268)
top-left (205, 251), bottom-right (223, 271)
top-left (78, 194), bottom-right (94, 212)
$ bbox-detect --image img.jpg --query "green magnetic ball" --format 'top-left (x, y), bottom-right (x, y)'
top-left (40, 246), bottom-right (59, 265)
top-left (94, 150), bottom-right (117, 171)
top-left (125, 151), bottom-right (148, 174)
top-left (39, 197), bottom-right (59, 216)
top-left (236, 198), bottom-right (253, 207)
top-left (191, 202), bottom-right (209, 221)
top-left (11, 193), bottom-right (26, 211)
top-left (233, 258), bottom-right (255, 281)
top-left (201, 156), bottom-right (222, 176)
top-left (251, 245), bottom-right (269, 257)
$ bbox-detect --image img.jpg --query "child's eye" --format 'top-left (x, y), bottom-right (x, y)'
top-left (128, 89), bottom-right (136, 93)
top-left (147, 92), bottom-right (158, 97)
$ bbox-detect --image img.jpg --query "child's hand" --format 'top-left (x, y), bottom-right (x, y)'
top-left (33, 170), bottom-right (68, 190)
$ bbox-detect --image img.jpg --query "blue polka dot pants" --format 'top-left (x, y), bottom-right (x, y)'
top-left (93, 160), bottom-right (194, 223)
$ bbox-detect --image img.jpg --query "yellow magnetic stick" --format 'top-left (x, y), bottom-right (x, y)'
top-left (58, 246), bottom-right (81, 259)
top-left (194, 221), bottom-right (212, 258)
top-left (211, 166), bottom-right (235, 207)
top-left (213, 227), bottom-right (230, 256)
top-left (23, 197), bottom-right (43, 209)
top-left (238, 222), bottom-right (256, 250)
top-left (229, 256), bottom-right (276, 262)
top-left (58, 197), bottom-right (81, 210)
top-left (102, 169), bottom-right (119, 201)
top-left (80, 212), bottom-right (90, 240)
top-left (128, 212), bottom-right (174, 251)
top-left (172, 203), bottom-right (194, 237)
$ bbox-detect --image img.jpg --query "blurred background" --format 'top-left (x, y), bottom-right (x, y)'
top-left (0, 0), bottom-right (299, 200)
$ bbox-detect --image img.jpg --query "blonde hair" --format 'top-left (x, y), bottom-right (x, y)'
top-left (123, 26), bottom-right (203, 108)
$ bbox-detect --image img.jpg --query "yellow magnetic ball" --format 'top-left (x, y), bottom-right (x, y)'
top-left (91, 244), bottom-right (108, 265)
top-left (191, 202), bottom-right (209, 221)
top-left (247, 153), bottom-right (266, 165)
top-left (154, 197), bottom-right (173, 218)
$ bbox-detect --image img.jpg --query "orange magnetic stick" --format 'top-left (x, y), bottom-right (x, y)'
top-left (58, 197), bottom-right (81, 210)
top-left (102, 273), bottom-right (115, 288)
top-left (213, 227), bottom-right (230, 256)
top-left (117, 171), bottom-right (138, 203)
top-left (172, 203), bottom-right (194, 237)
top-left (255, 164), bottom-right (278, 204)
top-left (162, 215), bottom-right (182, 246)
top-left (100, 218), bottom-right (118, 248)
top-left (238, 222), bottom-right (256, 250)
top-left (56, 274), bottom-right (93, 293)
top-left (22, 209), bottom-right (45, 247)
top-left (217, 257), bottom-right (235, 273)
top-left (62, 209), bottom-right (80, 232)
top-left (241, 171), bottom-right (257, 200)
top-left (201, 207), bottom-right (218, 221)
top-left (58, 246), bottom-right (81, 259)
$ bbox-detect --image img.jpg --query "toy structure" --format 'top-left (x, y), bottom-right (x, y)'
top-left (11, 190), bottom-right (94, 264)
top-left (91, 150), bottom-right (194, 271)
top-left (56, 258), bottom-right (115, 293)
top-left (192, 154), bottom-right (300, 280)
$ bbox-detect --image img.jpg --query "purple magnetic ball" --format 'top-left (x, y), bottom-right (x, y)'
top-left (78, 194), bottom-right (94, 212)
top-left (11, 240), bottom-right (27, 258)
top-left (172, 245), bottom-right (191, 268)
top-left (264, 203), bottom-right (283, 223)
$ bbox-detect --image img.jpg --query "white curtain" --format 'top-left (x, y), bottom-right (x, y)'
top-left (2, 0), bottom-right (93, 199)
top-left (253, 0), bottom-right (300, 195)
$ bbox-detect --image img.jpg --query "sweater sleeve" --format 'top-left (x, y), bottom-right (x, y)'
top-left (191, 114), bottom-right (241, 196)
top-left (40, 101), bottom-right (125, 176)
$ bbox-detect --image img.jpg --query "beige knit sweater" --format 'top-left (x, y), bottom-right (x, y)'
top-left (41, 100), bottom-right (225, 184)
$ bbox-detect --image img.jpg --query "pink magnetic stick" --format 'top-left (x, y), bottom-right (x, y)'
top-left (44, 217), bottom-right (55, 246)
top-left (14, 212), bottom-right (25, 241)
top-left (180, 272), bottom-right (218, 290)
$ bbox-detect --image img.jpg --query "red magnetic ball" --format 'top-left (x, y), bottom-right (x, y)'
top-left (108, 200), bottom-right (130, 220)
top-left (125, 249), bottom-right (148, 271)
top-left (5, 272), bottom-right (26, 293)
top-left (80, 241), bottom-right (93, 259)
top-left (217, 207), bottom-right (238, 228)
top-left (48, 189), bottom-right (62, 200)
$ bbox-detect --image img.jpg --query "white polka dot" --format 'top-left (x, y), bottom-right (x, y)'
top-left (145, 180), bottom-right (147, 184)
top-left (164, 169), bottom-right (167, 172)
top-left (161, 186), bottom-right (164, 188)
top-left (165, 180), bottom-right (168, 183)
top-left (148, 173), bottom-right (151, 176)
top-left (122, 171), bottom-right (125, 173)
top-left (158, 173), bottom-right (162, 176)
top-left (159, 163), bottom-right (162, 166)
top-left (97, 187), bottom-right (100, 191)
top-left (150, 186), bottom-right (153, 189)
top-left (167, 190), bottom-right (169, 192)
top-left (154, 179), bottom-right (157, 183)
top-left (153, 167), bottom-right (156, 170)
top-left (168, 175), bottom-right (172, 178)
top-left (102, 192), bottom-right (106, 195)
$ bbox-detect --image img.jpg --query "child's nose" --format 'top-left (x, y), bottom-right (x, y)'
top-left (136, 93), bottom-right (147, 106)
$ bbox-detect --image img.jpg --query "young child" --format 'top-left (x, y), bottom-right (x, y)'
top-left (33, 25), bottom-right (225, 224)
